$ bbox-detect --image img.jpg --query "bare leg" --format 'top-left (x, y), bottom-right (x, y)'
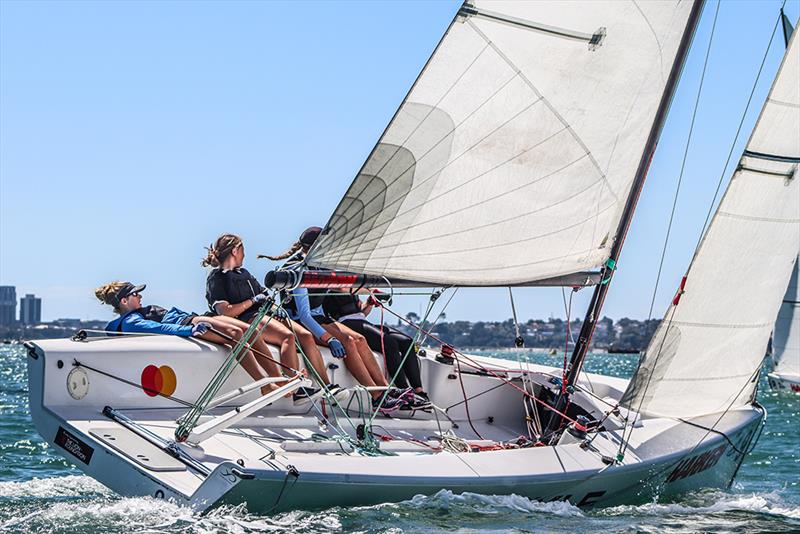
top-left (325, 322), bottom-right (388, 387)
top-left (208, 315), bottom-right (281, 377)
top-left (193, 316), bottom-right (277, 394)
top-left (321, 323), bottom-right (384, 399)
top-left (282, 319), bottom-right (331, 386)
top-left (254, 317), bottom-right (301, 374)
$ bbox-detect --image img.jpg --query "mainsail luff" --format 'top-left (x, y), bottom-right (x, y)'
top-left (545, 0), bottom-right (705, 436)
top-left (621, 22), bottom-right (800, 418)
top-left (306, 0), bottom-right (698, 287)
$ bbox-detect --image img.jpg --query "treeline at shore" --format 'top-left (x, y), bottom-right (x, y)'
top-left (393, 315), bottom-right (660, 352)
top-left (1, 316), bottom-right (659, 352)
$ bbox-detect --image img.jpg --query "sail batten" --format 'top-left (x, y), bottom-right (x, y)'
top-left (621, 24), bottom-right (800, 418)
top-left (307, 1), bottom-right (697, 286)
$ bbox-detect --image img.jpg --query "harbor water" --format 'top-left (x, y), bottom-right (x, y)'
top-left (1, 345), bottom-right (797, 533)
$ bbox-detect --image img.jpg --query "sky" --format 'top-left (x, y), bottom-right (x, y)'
top-left (1, 0), bottom-right (798, 324)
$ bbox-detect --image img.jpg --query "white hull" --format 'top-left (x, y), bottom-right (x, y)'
top-left (26, 336), bottom-right (765, 513)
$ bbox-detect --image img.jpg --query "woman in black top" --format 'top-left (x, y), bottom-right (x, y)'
top-left (324, 289), bottom-right (430, 408)
top-left (204, 234), bottom-right (336, 398)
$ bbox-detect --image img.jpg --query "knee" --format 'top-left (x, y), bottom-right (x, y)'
top-left (227, 326), bottom-right (243, 338)
top-left (298, 330), bottom-right (314, 345)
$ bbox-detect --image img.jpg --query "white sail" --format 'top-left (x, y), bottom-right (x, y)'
top-left (772, 257), bottom-right (800, 378)
top-left (307, 1), bottom-right (695, 286)
top-left (622, 28), bottom-right (800, 418)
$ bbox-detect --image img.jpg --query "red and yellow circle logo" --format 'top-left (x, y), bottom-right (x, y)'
top-left (140, 365), bottom-right (177, 397)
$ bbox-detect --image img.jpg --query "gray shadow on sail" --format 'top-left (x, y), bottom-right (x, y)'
top-left (314, 102), bottom-right (456, 271)
top-left (621, 324), bottom-right (682, 412)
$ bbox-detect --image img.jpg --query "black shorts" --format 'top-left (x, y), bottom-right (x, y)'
top-left (312, 314), bottom-right (334, 325)
top-left (181, 314), bottom-right (198, 326)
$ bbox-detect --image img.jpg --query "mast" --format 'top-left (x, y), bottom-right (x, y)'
top-left (544, 0), bottom-right (706, 439)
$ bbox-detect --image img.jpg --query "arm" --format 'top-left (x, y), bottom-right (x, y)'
top-left (122, 313), bottom-right (194, 337)
top-left (289, 287), bottom-right (330, 340)
top-left (213, 299), bottom-right (257, 318)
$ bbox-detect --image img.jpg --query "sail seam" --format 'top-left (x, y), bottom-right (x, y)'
top-left (339, 202), bottom-right (615, 264)
top-left (466, 19), bottom-right (617, 203)
top-left (323, 146), bottom-right (592, 257)
top-left (669, 320), bottom-right (773, 329)
top-left (317, 79), bottom-right (544, 259)
top-left (717, 211), bottom-right (800, 223)
top-left (767, 97), bottom-right (799, 108)
top-left (658, 372), bottom-right (759, 382)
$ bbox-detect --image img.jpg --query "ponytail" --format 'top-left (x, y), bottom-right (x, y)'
top-left (258, 241), bottom-right (303, 261)
top-left (202, 233), bottom-right (242, 267)
top-left (94, 281), bottom-right (126, 314)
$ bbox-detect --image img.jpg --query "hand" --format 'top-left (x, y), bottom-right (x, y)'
top-left (252, 293), bottom-right (268, 305)
top-left (328, 338), bottom-right (346, 359)
top-left (271, 307), bottom-right (289, 319)
top-left (192, 322), bottom-right (210, 337)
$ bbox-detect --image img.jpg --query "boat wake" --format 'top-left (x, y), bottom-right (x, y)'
top-left (1, 476), bottom-right (797, 533)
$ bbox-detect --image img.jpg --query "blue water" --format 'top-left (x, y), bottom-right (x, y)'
top-left (1, 345), bottom-right (797, 533)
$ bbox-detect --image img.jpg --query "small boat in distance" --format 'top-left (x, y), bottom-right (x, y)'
top-left (768, 256), bottom-right (800, 393)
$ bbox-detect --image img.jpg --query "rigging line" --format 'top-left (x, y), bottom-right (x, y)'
top-left (508, 287), bottom-right (535, 438)
top-left (366, 291), bottom-right (437, 426)
top-left (316, 70), bottom-right (535, 252)
top-left (73, 360), bottom-right (194, 408)
top-left (360, 41), bottom-right (493, 189)
top-left (377, 302), bottom-right (588, 428)
top-left (321, 141), bottom-right (590, 257)
top-left (562, 286), bottom-right (595, 393)
top-left (466, 19), bottom-right (615, 201)
top-left (418, 287), bottom-right (458, 347)
top-left (692, 4), bottom-right (784, 256)
top-left (617, 0), bottom-right (722, 458)
top-left (646, 0), bottom-right (721, 323)
top-left (315, 99), bottom-right (562, 257)
top-left (348, 200), bottom-right (615, 264)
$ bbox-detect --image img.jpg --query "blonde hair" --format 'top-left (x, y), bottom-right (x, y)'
top-left (202, 233), bottom-right (243, 268)
top-left (94, 281), bottom-right (127, 314)
top-left (258, 241), bottom-right (303, 261)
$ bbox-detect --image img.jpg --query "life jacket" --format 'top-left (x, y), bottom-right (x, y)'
top-left (206, 267), bottom-right (263, 321)
top-left (322, 291), bottom-right (362, 320)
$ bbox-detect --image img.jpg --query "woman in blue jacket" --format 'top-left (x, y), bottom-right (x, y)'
top-left (95, 281), bottom-right (279, 394)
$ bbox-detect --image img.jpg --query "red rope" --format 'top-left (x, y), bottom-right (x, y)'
top-left (373, 302), bottom-right (586, 431)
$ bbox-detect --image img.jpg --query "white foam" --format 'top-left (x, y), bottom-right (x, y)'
top-left (603, 491), bottom-right (800, 520)
top-left (402, 489), bottom-right (584, 517)
top-left (0, 475), bottom-right (110, 500)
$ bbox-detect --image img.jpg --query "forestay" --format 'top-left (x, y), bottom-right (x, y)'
top-left (622, 29), bottom-right (800, 418)
top-left (772, 257), bottom-right (800, 379)
top-left (307, 1), bottom-right (695, 286)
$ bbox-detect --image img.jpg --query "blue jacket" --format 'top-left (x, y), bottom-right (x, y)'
top-left (287, 287), bottom-right (328, 339)
top-left (106, 306), bottom-right (194, 337)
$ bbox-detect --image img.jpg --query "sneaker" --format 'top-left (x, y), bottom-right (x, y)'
top-left (387, 387), bottom-right (414, 402)
top-left (293, 386), bottom-right (320, 405)
top-left (325, 383), bottom-right (349, 402)
top-left (400, 392), bottom-right (432, 411)
top-left (372, 396), bottom-right (404, 415)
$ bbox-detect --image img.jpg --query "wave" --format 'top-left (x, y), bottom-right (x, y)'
top-left (602, 490), bottom-right (800, 521)
top-left (0, 475), bottom-right (110, 500)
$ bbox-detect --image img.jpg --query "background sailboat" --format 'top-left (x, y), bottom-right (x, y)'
top-left (768, 256), bottom-right (800, 392)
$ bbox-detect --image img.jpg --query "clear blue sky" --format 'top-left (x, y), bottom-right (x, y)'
top-left (1, 0), bottom-right (798, 324)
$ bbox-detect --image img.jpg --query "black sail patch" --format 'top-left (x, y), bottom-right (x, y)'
top-left (54, 426), bottom-right (94, 465)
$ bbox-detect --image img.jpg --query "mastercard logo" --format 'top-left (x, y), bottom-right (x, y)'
top-left (140, 365), bottom-right (177, 397)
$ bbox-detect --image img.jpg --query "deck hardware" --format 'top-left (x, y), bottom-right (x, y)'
top-left (57, 360), bottom-right (64, 369)
top-left (71, 330), bottom-right (88, 342)
top-left (231, 467), bottom-right (255, 480)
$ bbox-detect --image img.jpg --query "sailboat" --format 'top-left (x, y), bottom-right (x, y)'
top-left (25, 0), bottom-right (799, 513)
top-left (768, 256), bottom-right (800, 392)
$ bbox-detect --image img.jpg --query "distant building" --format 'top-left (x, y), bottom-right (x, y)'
top-left (0, 286), bottom-right (16, 326)
top-left (20, 294), bottom-right (42, 325)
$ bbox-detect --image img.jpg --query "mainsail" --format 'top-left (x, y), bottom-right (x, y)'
top-left (307, 1), bottom-right (696, 286)
top-left (772, 257), bottom-right (800, 380)
top-left (622, 27), bottom-right (800, 418)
